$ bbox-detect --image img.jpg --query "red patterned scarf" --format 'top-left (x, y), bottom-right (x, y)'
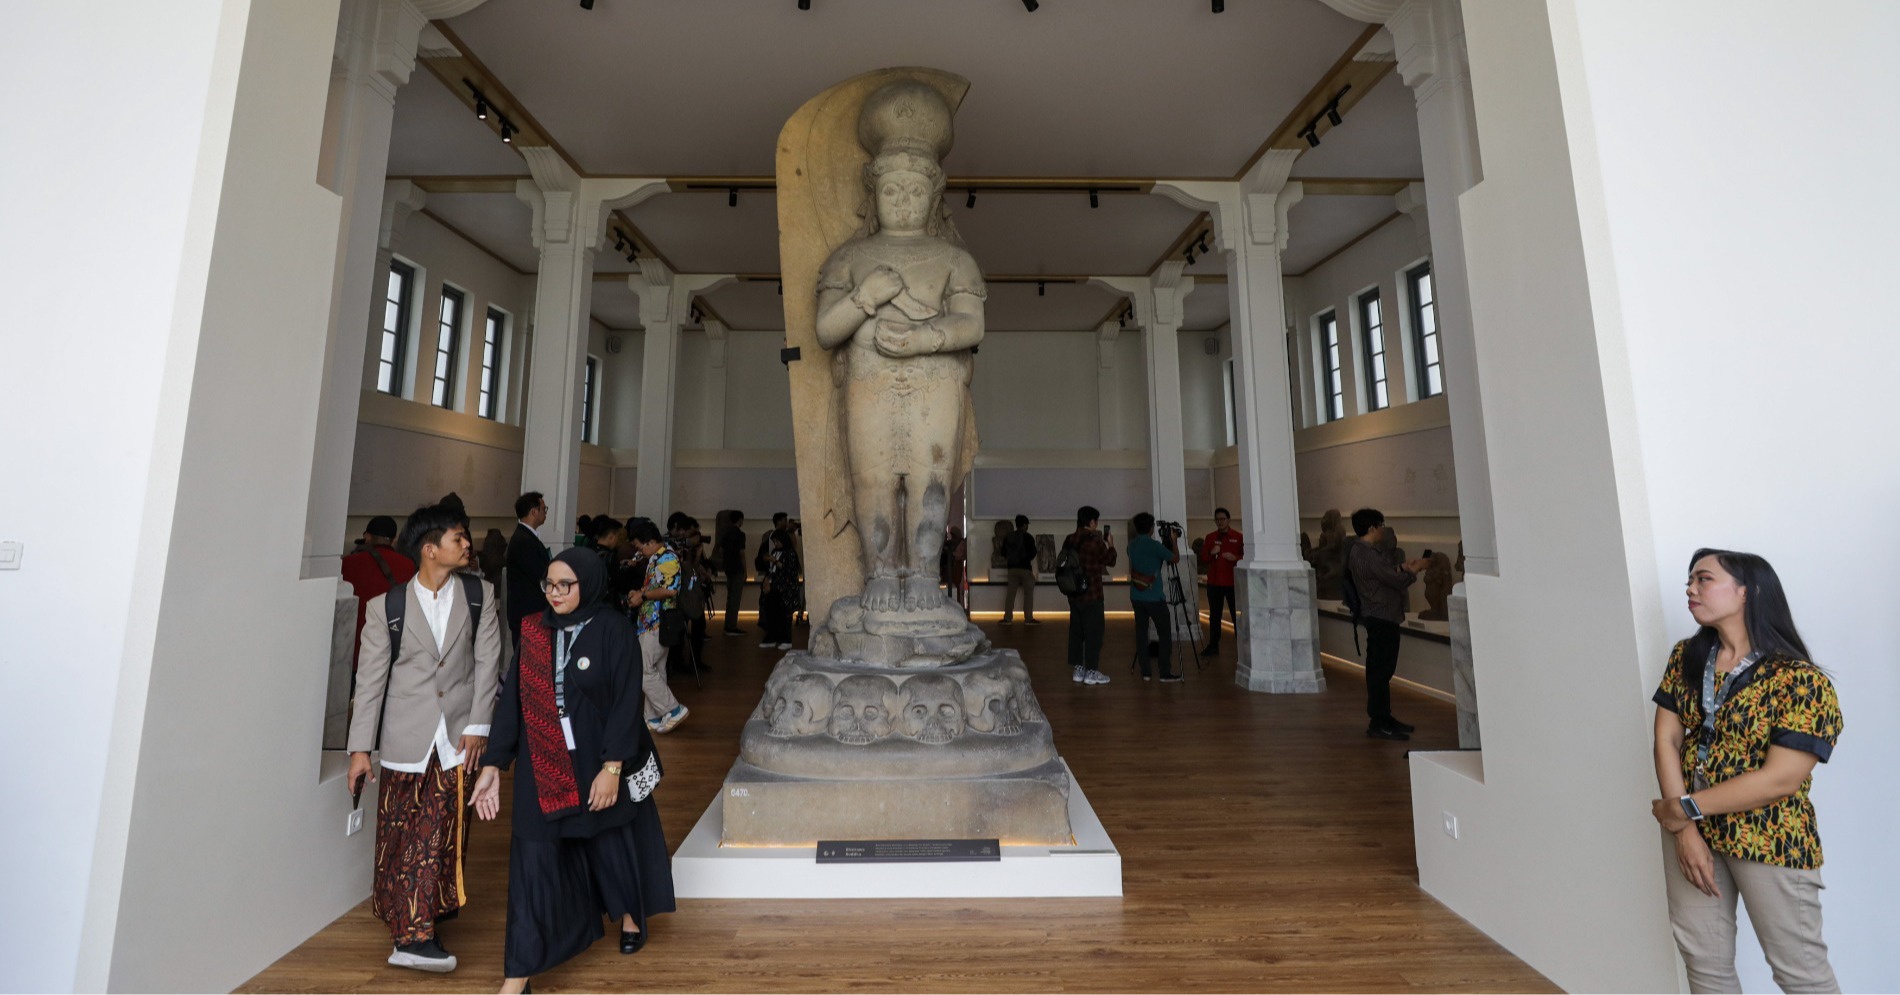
top-left (516, 617), bottom-right (581, 818)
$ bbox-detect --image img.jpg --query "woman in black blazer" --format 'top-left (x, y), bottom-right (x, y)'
top-left (473, 547), bottom-right (676, 993)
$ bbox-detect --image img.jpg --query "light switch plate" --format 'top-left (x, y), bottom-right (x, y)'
top-left (0, 542), bottom-right (21, 570)
top-left (1442, 811), bottom-right (1459, 840)
top-left (347, 809), bottom-right (364, 836)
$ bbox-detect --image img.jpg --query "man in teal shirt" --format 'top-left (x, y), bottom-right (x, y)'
top-left (1127, 512), bottom-right (1182, 682)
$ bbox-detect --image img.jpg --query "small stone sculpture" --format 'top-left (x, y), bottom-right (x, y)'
top-left (1310, 508), bottom-right (1347, 600)
top-left (897, 673), bottom-right (966, 744)
top-left (990, 519), bottom-right (1011, 569)
top-left (829, 674), bottom-right (901, 745)
top-left (1420, 551), bottom-right (1455, 621)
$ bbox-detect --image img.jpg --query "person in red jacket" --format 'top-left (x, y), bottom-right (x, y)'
top-left (341, 515), bottom-right (417, 666)
top-left (1199, 508), bottom-right (1243, 656)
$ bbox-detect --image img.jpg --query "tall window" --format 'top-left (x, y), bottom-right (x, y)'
top-left (1359, 289), bottom-right (1388, 411)
top-left (1409, 262), bottom-right (1442, 397)
top-left (1222, 357), bottom-right (1238, 447)
top-left (582, 356), bottom-right (599, 444)
top-left (431, 287), bottom-right (464, 408)
top-left (377, 260), bottom-right (414, 395)
top-left (478, 307), bottom-right (506, 419)
top-left (1318, 311), bottom-right (1344, 422)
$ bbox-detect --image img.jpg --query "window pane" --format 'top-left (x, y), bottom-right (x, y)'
top-left (1424, 336), bottom-right (1440, 364)
top-left (1427, 367), bottom-right (1443, 395)
top-left (377, 365), bottom-right (392, 393)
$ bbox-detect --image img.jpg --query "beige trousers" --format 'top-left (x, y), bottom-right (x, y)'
top-left (1003, 568), bottom-right (1036, 619)
top-left (637, 628), bottom-right (682, 720)
top-left (1661, 831), bottom-right (1838, 993)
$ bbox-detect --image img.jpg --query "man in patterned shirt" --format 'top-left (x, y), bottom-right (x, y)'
top-left (626, 519), bottom-right (687, 733)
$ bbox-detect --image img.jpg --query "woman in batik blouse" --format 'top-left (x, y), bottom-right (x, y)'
top-left (1649, 548), bottom-right (1842, 993)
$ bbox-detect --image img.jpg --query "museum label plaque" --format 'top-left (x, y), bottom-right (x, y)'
top-left (815, 838), bottom-right (1001, 864)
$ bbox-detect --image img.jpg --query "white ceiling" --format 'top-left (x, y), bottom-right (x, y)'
top-left (442, 0), bottom-right (1366, 178)
top-left (383, 0), bottom-right (1431, 331)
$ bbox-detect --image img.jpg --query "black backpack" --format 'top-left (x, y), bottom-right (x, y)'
top-left (1054, 538), bottom-right (1088, 597)
top-left (1339, 542), bottom-right (1365, 654)
top-left (373, 574), bottom-right (484, 750)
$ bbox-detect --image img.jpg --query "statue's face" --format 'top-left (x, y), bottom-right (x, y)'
top-left (875, 169), bottom-right (934, 233)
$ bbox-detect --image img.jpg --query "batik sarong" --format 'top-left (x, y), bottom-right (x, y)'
top-left (371, 754), bottom-right (467, 944)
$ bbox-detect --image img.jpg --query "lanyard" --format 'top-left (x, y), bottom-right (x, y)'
top-left (1696, 643), bottom-right (1763, 773)
top-left (553, 619), bottom-right (589, 718)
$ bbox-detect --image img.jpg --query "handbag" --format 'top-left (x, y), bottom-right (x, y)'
top-left (1130, 570), bottom-right (1155, 591)
top-left (624, 752), bottom-right (661, 802)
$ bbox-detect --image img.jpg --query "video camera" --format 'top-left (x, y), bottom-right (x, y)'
top-left (1156, 520), bottom-right (1185, 542)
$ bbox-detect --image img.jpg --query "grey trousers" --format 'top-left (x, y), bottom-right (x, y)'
top-left (637, 629), bottom-right (683, 720)
top-left (1661, 831), bottom-right (1838, 993)
top-left (1003, 568), bottom-right (1036, 619)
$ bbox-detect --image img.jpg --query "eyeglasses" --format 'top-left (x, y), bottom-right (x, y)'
top-left (539, 579), bottom-right (579, 595)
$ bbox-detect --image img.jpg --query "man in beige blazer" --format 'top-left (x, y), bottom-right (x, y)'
top-left (347, 503), bottom-right (502, 974)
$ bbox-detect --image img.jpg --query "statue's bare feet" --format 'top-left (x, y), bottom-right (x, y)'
top-left (903, 575), bottom-right (946, 611)
top-left (863, 574), bottom-right (901, 612)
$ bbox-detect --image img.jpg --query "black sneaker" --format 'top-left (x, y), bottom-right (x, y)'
top-left (1160, 674), bottom-right (1185, 684)
top-left (1388, 717), bottom-right (1416, 734)
top-left (389, 938), bottom-right (457, 973)
top-left (1366, 722), bottom-right (1410, 741)
top-left (723, 627), bottom-right (746, 636)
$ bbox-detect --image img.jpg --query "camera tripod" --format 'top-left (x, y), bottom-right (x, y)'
top-left (1130, 533), bottom-right (1205, 679)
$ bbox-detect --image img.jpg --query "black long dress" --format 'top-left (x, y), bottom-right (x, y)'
top-left (482, 609), bottom-right (676, 978)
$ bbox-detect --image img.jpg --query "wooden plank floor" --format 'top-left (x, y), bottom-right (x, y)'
top-left (242, 616), bottom-right (1553, 994)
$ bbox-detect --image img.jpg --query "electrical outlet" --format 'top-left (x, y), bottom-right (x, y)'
top-left (346, 809), bottom-right (364, 836)
top-left (1442, 811), bottom-right (1459, 840)
top-left (0, 542), bottom-right (21, 570)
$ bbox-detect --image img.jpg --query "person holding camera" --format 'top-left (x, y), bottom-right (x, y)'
top-left (1128, 513), bottom-right (1183, 683)
top-left (1061, 506), bottom-right (1117, 685)
top-left (1345, 508), bottom-right (1430, 740)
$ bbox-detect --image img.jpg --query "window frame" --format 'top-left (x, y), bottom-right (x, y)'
top-left (1317, 310), bottom-right (1344, 423)
top-left (1358, 288), bottom-right (1389, 412)
top-left (431, 286), bottom-right (465, 409)
top-left (377, 260), bottom-right (415, 396)
top-left (478, 306), bottom-right (507, 420)
top-left (582, 355), bottom-right (599, 445)
top-left (1408, 262), bottom-right (1443, 398)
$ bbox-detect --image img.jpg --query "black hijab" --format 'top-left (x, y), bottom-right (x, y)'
top-left (544, 546), bottom-right (610, 631)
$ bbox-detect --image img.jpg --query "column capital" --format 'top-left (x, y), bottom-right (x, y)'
top-left (1150, 260), bottom-right (1195, 327)
top-left (1156, 149), bottom-right (1302, 255)
top-left (1394, 180), bottom-right (1431, 251)
top-left (1310, 0), bottom-right (1404, 22)
top-left (1388, 0), bottom-right (1471, 106)
top-left (378, 179), bottom-right (427, 251)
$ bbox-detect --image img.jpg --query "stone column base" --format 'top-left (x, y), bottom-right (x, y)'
top-left (1234, 562), bottom-right (1324, 694)
top-left (1449, 587), bottom-right (1480, 748)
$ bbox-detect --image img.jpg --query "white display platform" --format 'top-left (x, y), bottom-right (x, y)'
top-left (672, 761), bottom-right (1122, 899)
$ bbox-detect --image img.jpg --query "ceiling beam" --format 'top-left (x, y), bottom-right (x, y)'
top-left (1234, 22), bottom-right (1391, 180)
top-left (1300, 177), bottom-right (1422, 196)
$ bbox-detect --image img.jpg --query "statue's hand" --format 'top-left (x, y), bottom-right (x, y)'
top-left (874, 318), bottom-right (917, 357)
top-left (855, 267), bottom-right (905, 308)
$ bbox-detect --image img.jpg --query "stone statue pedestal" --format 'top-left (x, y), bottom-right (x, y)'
top-left (719, 647), bottom-right (1075, 846)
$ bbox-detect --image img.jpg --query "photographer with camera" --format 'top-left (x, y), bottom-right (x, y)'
top-left (1128, 513), bottom-right (1184, 683)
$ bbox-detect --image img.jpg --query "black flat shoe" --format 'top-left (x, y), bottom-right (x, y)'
top-left (1387, 718), bottom-right (1416, 734)
top-left (620, 928), bottom-right (646, 955)
top-left (1366, 723), bottom-right (1410, 741)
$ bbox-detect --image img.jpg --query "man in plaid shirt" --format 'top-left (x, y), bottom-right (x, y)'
top-left (1065, 505), bottom-right (1117, 685)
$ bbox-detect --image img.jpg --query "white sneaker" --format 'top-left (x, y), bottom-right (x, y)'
top-left (388, 945), bottom-right (457, 973)
top-left (657, 705), bottom-right (689, 733)
top-left (1072, 666), bottom-right (1085, 683)
top-left (1084, 670), bottom-right (1111, 685)
top-left (777, 642), bottom-right (794, 649)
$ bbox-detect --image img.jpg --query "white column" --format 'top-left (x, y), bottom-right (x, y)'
top-left (1389, 0), bottom-right (1496, 576)
top-left (701, 317), bottom-right (729, 449)
top-left (1093, 264), bottom-right (1194, 524)
top-left (300, 0), bottom-right (427, 577)
top-left (1158, 151), bottom-right (1323, 693)
top-left (629, 261), bottom-right (735, 518)
top-left (515, 149), bottom-right (668, 547)
top-left (1096, 321), bottom-right (1122, 450)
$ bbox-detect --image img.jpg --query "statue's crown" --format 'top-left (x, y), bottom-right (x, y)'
top-left (857, 80), bottom-right (954, 164)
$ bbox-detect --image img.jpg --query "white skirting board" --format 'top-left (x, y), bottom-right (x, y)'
top-left (671, 760), bottom-right (1122, 899)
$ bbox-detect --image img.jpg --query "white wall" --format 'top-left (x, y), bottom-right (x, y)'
top-left (0, 1), bottom-right (248, 989)
top-left (1564, 2), bottom-right (1900, 988)
top-left (1290, 215), bottom-right (1434, 428)
top-left (724, 330), bottom-right (796, 451)
top-left (1413, 1), bottom-right (1900, 991)
top-left (972, 330), bottom-right (1147, 450)
top-left (1179, 323), bottom-right (1232, 452)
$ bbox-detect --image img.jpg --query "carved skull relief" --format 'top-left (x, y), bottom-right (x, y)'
top-left (828, 674), bottom-right (900, 745)
top-left (962, 666), bottom-right (1037, 735)
top-left (897, 673), bottom-right (966, 745)
top-left (766, 673), bottom-right (836, 737)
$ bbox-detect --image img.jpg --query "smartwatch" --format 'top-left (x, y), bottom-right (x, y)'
top-left (1678, 794), bottom-right (1705, 822)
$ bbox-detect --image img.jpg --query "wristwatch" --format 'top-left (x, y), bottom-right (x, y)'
top-left (1678, 794), bottom-right (1705, 822)
top-left (603, 762), bottom-right (623, 776)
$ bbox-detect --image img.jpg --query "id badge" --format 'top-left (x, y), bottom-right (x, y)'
top-left (561, 715), bottom-right (577, 751)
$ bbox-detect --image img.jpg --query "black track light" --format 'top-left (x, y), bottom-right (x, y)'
top-left (580, 0), bottom-right (594, 8)
top-left (1196, 232), bottom-right (1212, 254)
top-left (1089, 188), bottom-right (1099, 209)
top-left (1185, 248), bottom-right (1197, 265)
top-left (1022, 0), bottom-right (1038, 10)
top-left (1038, 281), bottom-right (1046, 297)
top-left (475, 96), bottom-right (488, 121)
top-left (1326, 104), bottom-right (1343, 127)
top-left (500, 120), bottom-right (515, 144)
top-left (799, 0), bottom-right (811, 7)
top-left (1302, 128), bottom-right (1319, 148)
top-left (966, 189), bottom-right (976, 209)
top-left (1212, 0), bottom-right (1224, 10)
top-left (728, 187), bottom-right (739, 207)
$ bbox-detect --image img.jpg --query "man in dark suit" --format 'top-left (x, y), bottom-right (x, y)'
top-left (718, 510), bottom-right (747, 635)
top-left (505, 491), bottom-right (550, 641)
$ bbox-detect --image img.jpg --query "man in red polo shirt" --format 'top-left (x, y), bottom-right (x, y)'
top-left (1199, 507), bottom-right (1243, 656)
top-left (340, 515), bottom-right (416, 666)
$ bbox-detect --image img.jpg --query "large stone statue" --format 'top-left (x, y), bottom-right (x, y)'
top-left (718, 69), bottom-right (1072, 849)
top-left (813, 79), bottom-right (984, 623)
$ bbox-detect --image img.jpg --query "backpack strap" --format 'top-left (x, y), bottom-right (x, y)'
top-left (458, 572), bottom-right (483, 634)
top-left (366, 546), bottom-right (395, 584)
top-left (374, 583), bottom-right (409, 751)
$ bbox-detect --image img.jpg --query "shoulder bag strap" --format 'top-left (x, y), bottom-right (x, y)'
top-left (374, 583), bottom-right (408, 751)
